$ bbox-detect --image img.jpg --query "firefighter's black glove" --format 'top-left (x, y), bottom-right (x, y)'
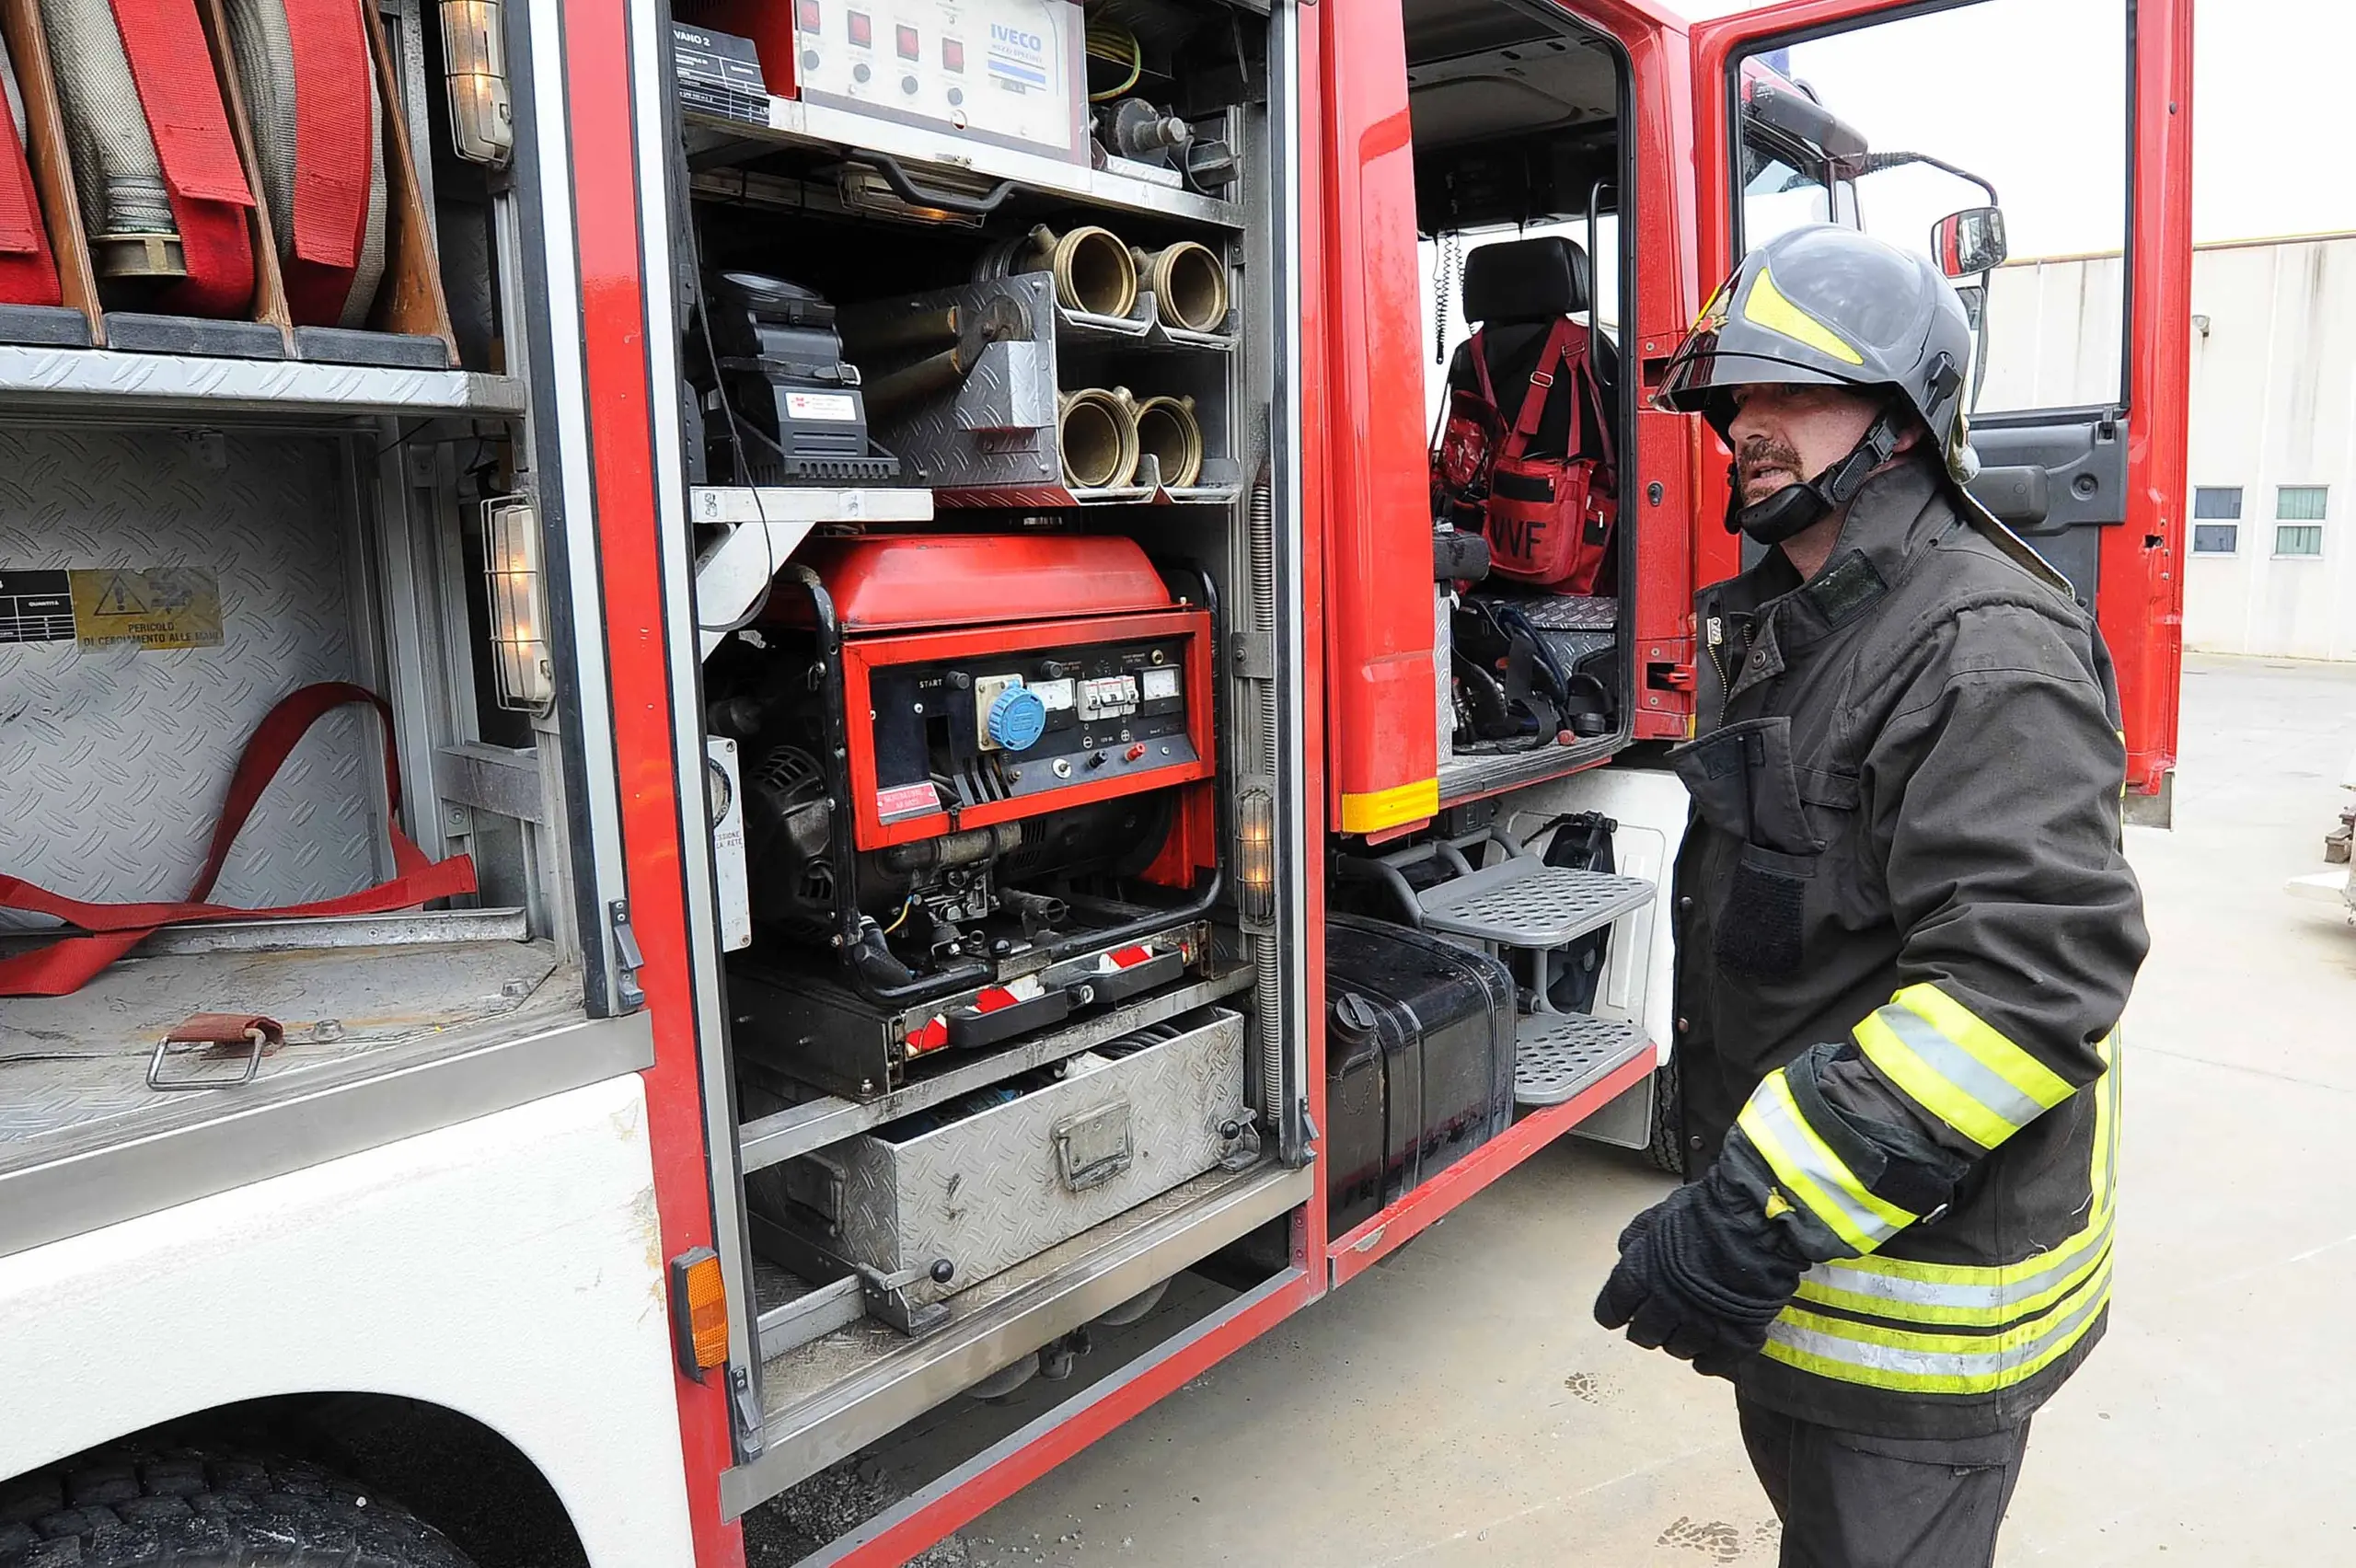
top-left (1593, 1161), bottom-right (1806, 1378)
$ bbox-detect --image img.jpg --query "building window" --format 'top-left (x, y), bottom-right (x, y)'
top-left (2276, 525), bottom-right (2325, 559)
top-left (2194, 486), bottom-right (2244, 519)
top-left (2277, 485), bottom-right (2328, 521)
top-left (2191, 488), bottom-right (2241, 554)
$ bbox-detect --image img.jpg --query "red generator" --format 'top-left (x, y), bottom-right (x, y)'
top-left (710, 532), bottom-right (1220, 1100)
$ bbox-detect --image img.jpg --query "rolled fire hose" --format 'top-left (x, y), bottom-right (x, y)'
top-left (0, 36), bottom-right (62, 306)
top-left (223, 0), bottom-right (387, 328)
top-left (837, 293), bottom-right (1029, 419)
top-left (39, 0), bottom-right (257, 316)
top-left (1130, 239), bottom-right (1227, 334)
top-left (976, 222), bottom-right (1137, 320)
top-left (1133, 392), bottom-right (1201, 489)
top-left (1057, 386), bottom-right (1138, 490)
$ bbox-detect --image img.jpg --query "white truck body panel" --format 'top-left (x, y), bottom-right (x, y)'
top-left (0, 1074), bottom-right (697, 1568)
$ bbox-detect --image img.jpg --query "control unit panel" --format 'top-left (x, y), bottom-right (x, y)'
top-left (838, 606), bottom-right (1216, 846)
top-left (790, 0), bottom-right (1087, 161)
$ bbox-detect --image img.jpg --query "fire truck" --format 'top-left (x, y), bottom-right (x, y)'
top-left (0, 0), bottom-right (2189, 1562)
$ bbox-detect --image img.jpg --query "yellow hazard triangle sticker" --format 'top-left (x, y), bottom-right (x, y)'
top-left (1744, 266), bottom-right (1865, 366)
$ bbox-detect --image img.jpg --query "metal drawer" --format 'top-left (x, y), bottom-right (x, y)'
top-left (765, 1008), bottom-right (1250, 1315)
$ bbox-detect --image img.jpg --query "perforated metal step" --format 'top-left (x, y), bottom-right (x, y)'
top-left (1515, 1013), bottom-right (1652, 1108)
top-left (1415, 859), bottom-right (1656, 949)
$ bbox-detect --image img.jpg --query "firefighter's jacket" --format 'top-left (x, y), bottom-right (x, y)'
top-left (1671, 456), bottom-right (2148, 1438)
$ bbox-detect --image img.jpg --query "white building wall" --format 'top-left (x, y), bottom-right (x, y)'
top-left (1983, 234), bottom-right (2356, 661)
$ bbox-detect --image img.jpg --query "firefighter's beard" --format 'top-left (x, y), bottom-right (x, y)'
top-left (1735, 437), bottom-right (1808, 506)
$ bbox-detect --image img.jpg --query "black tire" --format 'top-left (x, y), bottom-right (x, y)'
top-left (0, 1449), bottom-right (478, 1568)
top-left (1646, 1051), bottom-right (1687, 1176)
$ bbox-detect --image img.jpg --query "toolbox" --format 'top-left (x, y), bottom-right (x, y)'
top-left (753, 1006), bottom-right (1251, 1332)
top-left (1323, 916), bottom-right (1516, 1235)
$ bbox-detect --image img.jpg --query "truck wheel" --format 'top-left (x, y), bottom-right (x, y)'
top-left (0, 1449), bottom-right (478, 1567)
top-left (1645, 1053), bottom-right (1687, 1176)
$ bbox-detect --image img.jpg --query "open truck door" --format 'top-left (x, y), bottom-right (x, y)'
top-left (1686, 0), bottom-right (2193, 821)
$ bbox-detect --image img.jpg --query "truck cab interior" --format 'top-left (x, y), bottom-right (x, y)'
top-left (1405, 0), bottom-right (1636, 807)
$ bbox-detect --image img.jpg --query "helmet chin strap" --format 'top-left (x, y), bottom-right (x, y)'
top-left (1725, 410), bottom-right (1906, 546)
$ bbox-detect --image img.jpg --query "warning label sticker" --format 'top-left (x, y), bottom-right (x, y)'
top-left (876, 780), bottom-right (942, 823)
top-left (67, 567), bottom-right (224, 650)
top-left (0, 570), bottom-right (76, 643)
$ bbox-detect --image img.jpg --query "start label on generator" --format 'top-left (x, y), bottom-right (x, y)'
top-left (0, 567), bottom-right (224, 651)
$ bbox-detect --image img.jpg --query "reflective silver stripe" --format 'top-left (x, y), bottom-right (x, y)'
top-left (1881, 1005), bottom-right (2049, 1134)
top-left (1802, 1220), bottom-right (2113, 1313)
top-left (1767, 1270), bottom-right (2110, 1380)
top-left (1738, 1073), bottom-right (1910, 1250)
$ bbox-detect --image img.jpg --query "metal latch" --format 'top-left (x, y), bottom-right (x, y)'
top-left (608, 899), bottom-right (647, 1011)
top-left (729, 1365), bottom-right (766, 1459)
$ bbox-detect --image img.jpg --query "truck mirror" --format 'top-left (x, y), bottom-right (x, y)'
top-left (1934, 206), bottom-right (2008, 278)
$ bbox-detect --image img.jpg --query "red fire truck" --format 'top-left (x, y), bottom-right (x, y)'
top-left (0, 0), bottom-right (2189, 1562)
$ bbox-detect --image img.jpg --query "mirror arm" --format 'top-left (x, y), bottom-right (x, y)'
top-left (1852, 149), bottom-right (2000, 212)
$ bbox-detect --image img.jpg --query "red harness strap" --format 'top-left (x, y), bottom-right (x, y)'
top-left (106, 0), bottom-right (256, 318)
top-left (0, 88), bottom-right (61, 306)
top-left (278, 0), bottom-right (373, 326)
top-left (0, 682), bottom-right (478, 997)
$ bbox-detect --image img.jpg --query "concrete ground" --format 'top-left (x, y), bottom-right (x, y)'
top-left (961, 653), bottom-right (2356, 1567)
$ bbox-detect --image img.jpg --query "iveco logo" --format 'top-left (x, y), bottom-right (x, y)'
top-left (990, 22), bottom-right (1042, 49)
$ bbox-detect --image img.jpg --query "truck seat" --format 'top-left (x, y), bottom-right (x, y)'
top-left (1447, 236), bottom-right (1618, 465)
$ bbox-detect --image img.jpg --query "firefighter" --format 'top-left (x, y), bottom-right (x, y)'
top-left (1594, 224), bottom-right (2147, 1566)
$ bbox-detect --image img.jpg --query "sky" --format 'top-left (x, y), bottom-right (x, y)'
top-left (1671, 0), bottom-right (2356, 256)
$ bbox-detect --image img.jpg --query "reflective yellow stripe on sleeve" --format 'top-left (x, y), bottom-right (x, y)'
top-left (1736, 1069), bottom-right (1915, 1254)
top-left (1854, 984), bottom-right (2076, 1151)
top-left (1794, 1032), bottom-right (2120, 1328)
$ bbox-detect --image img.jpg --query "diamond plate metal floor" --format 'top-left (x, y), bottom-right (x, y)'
top-left (0, 939), bottom-right (565, 1171)
top-left (1415, 859), bottom-right (1656, 949)
top-left (1514, 1013), bottom-right (1650, 1108)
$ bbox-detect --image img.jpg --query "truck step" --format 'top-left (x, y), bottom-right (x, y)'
top-left (1514, 1013), bottom-right (1651, 1108)
top-left (1415, 859), bottom-right (1655, 950)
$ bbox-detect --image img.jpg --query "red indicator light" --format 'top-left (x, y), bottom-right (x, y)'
top-left (847, 10), bottom-right (871, 46)
top-left (941, 37), bottom-right (964, 72)
top-left (895, 23), bottom-right (918, 59)
top-left (796, 0), bottom-right (820, 29)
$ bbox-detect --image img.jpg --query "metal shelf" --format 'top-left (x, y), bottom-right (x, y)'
top-left (1437, 733), bottom-right (1620, 813)
top-left (683, 99), bottom-right (1247, 230)
top-left (733, 968), bottom-right (1253, 1174)
top-left (690, 484), bottom-right (934, 659)
top-left (729, 1159), bottom-right (1311, 1507)
top-left (0, 344), bottom-right (523, 417)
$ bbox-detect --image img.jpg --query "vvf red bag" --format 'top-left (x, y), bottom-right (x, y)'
top-left (1469, 317), bottom-right (1617, 593)
top-left (0, 40), bottom-right (64, 306)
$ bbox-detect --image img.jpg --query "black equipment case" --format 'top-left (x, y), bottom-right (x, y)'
top-left (1323, 915), bottom-right (1517, 1235)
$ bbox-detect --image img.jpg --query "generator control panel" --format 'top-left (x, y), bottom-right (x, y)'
top-left (839, 607), bottom-right (1216, 847)
top-left (790, 0), bottom-right (1087, 162)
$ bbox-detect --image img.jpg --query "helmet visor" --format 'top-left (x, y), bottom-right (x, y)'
top-left (1652, 259), bottom-right (1886, 431)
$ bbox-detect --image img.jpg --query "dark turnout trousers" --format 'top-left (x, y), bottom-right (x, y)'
top-left (1738, 1396), bottom-right (2033, 1568)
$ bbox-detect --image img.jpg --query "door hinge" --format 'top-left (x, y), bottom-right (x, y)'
top-left (607, 898), bottom-right (647, 1011)
top-left (730, 1365), bottom-right (766, 1459)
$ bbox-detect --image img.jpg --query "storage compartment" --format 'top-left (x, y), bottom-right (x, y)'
top-left (676, 0), bottom-right (1303, 1508)
top-left (0, 389), bottom-right (579, 1175)
top-left (1322, 914), bottom-right (1515, 1235)
top-left (7, 0), bottom-right (455, 359)
top-left (1408, 0), bottom-right (1640, 807)
top-left (749, 1006), bottom-right (1250, 1332)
